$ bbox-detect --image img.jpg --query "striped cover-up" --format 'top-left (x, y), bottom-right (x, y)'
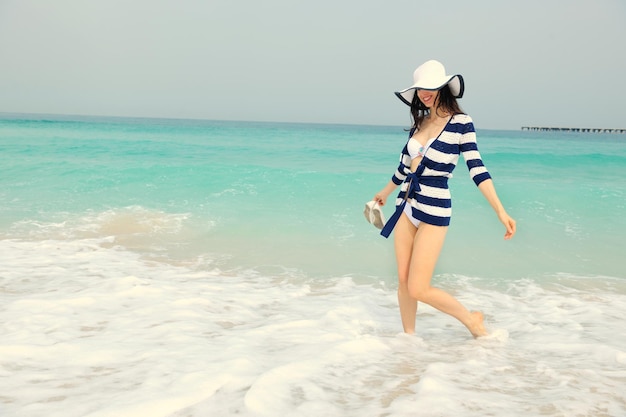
top-left (380, 113), bottom-right (491, 238)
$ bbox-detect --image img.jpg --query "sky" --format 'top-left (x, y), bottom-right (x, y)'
top-left (0, 0), bottom-right (625, 130)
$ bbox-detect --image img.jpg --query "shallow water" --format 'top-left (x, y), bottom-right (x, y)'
top-left (1, 114), bottom-right (625, 416)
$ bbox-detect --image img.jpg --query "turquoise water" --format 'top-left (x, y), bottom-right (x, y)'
top-left (1, 114), bottom-right (625, 416)
top-left (2, 114), bottom-right (624, 279)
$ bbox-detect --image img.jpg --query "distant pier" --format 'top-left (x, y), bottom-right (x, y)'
top-left (522, 126), bottom-right (626, 134)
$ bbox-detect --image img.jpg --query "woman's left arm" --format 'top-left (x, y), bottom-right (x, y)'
top-left (458, 115), bottom-right (516, 240)
top-left (477, 179), bottom-right (516, 240)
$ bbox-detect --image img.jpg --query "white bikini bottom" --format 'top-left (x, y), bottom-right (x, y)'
top-left (403, 202), bottom-right (421, 228)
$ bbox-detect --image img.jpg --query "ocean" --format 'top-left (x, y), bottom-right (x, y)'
top-left (1, 114), bottom-right (625, 416)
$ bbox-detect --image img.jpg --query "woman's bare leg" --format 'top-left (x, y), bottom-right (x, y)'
top-left (408, 223), bottom-right (487, 337)
top-left (393, 214), bottom-right (418, 333)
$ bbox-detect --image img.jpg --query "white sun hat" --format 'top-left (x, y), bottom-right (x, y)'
top-left (395, 60), bottom-right (464, 106)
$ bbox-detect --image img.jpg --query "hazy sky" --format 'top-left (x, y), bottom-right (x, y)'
top-left (1, 0), bottom-right (624, 129)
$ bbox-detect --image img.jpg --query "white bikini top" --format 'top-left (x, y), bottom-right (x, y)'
top-left (407, 137), bottom-right (436, 160)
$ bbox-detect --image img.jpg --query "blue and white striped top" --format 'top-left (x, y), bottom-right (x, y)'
top-left (380, 113), bottom-right (491, 237)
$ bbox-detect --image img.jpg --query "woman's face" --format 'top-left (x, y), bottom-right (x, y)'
top-left (417, 89), bottom-right (439, 109)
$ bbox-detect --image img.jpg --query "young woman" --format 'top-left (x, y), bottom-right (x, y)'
top-left (373, 60), bottom-right (516, 337)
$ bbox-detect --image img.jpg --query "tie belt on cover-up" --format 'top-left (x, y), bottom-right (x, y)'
top-left (380, 167), bottom-right (448, 238)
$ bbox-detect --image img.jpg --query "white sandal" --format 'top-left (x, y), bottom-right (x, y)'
top-left (363, 200), bottom-right (386, 229)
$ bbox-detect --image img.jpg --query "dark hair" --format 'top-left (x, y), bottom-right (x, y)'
top-left (410, 85), bottom-right (463, 129)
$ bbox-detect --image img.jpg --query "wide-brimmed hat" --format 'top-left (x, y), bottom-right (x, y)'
top-left (395, 60), bottom-right (464, 106)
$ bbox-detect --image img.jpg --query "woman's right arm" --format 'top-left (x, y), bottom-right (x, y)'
top-left (376, 132), bottom-right (411, 206)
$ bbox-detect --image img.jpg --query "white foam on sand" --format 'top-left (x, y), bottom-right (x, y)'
top-left (1, 238), bottom-right (625, 417)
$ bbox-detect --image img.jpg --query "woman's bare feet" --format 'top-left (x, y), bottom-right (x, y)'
top-left (467, 311), bottom-right (487, 338)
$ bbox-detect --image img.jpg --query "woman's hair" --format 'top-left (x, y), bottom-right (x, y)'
top-left (410, 85), bottom-right (463, 129)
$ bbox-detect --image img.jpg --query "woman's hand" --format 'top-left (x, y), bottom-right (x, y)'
top-left (498, 211), bottom-right (516, 240)
top-left (374, 180), bottom-right (398, 207)
top-left (373, 192), bottom-right (388, 206)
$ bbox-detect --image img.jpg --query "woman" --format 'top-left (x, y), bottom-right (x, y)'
top-left (373, 60), bottom-right (516, 337)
